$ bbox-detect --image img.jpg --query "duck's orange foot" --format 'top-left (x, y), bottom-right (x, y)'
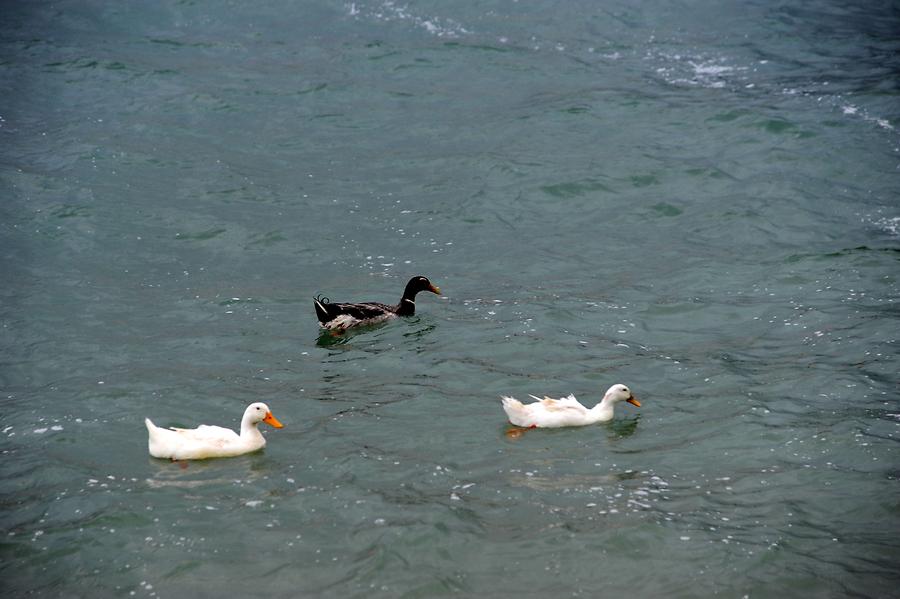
top-left (505, 427), bottom-right (526, 439)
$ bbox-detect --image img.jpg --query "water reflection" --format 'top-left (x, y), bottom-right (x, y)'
top-left (606, 415), bottom-right (641, 439)
top-left (315, 322), bottom-right (388, 348)
top-left (144, 452), bottom-right (275, 488)
top-left (503, 414), bottom-right (640, 441)
top-left (315, 317), bottom-right (437, 349)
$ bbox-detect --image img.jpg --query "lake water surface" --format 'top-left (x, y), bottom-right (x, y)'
top-left (2, 1), bottom-right (899, 597)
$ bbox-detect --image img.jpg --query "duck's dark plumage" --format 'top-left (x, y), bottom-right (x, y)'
top-left (314, 276), bottom-right (441, 330)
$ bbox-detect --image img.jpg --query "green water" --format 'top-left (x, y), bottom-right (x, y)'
top-left (2, 1), bottom-right (899, 597)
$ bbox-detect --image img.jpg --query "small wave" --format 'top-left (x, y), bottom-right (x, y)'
top-left (873, 216), bottom-right (900, 237)
top-left (650, 51), bottom-right (750, 89)
top-left (347, 1), bottom-right (471, 39)
top-left (841, 103), bottom-right (894, 131)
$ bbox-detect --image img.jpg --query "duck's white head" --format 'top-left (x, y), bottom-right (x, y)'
top-left (604, 384), bottom-right (641, 408)
top-left (244, 402), bottom-right (284, 428)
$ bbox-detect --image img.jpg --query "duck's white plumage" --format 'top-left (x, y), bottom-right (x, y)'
top-left (145, 402), bottom-right (284, 460)
top-left (501, 384), bottom-right (640, 428)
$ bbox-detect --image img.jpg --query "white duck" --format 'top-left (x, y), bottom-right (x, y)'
top-left (145, 402), bottom-right (284, 460)
top-left (501, 384), bottom-right (640, 428)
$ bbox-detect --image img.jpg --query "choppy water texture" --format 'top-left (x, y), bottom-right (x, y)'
top-left (2, 1), bottom-right (899, 597)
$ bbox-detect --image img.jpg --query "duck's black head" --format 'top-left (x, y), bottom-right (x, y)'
top-left (402, 276), bottom-right (441, 300)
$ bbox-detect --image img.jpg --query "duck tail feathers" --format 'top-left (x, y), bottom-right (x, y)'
top-left (314, 295), bottom-right (333, 324)
top-left (501, 396), bottom-right (522, 410)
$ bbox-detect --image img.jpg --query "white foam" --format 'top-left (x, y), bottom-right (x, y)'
top-left (349, 1), bottom-right (470, 38)
top-left (838, 102), bottom-right (895, 131)
top-left (651, 51), bottom-right (747, 89)
top-left (874, 216), bottom-right (900, 236)
top-left (689, 61), bottom-right (734, 76)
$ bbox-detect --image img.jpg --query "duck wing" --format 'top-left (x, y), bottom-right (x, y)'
top-left (541, 401), bottom-right (587, 415)
top-left (168, 424), bottom-right (240, 444)
top-left (314, 296), bottom-right (396, 324)
top-left (331, 302), bottom-right (395, 320)
top-left (552, 394), bottom-right (584, 408)
top-left (533, 394), bottom-right (588, 414)
top-left (503, 394), bottom-right (590, 428)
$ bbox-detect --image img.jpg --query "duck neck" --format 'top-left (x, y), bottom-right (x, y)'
top-left (240, 417), bottom-right (265, 445)
top-left (590, 397), bottom-right (616, 422)
top-left (396, 287), bottom-right (417, 316)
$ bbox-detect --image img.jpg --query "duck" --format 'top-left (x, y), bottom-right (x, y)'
top-left (314, 275), bottom-right (441, 331)
top-left (501, 384), bottom-right (640, 428)
top-left (145, 402), bottom-right (284, 460)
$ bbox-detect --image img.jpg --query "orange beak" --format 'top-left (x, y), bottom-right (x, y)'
top-left (263, 412), bottom-right (284, 428)
top-left (626, 395), bottom-right (641, 408)
top-left (428, 283), bottom-right (441, 295)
